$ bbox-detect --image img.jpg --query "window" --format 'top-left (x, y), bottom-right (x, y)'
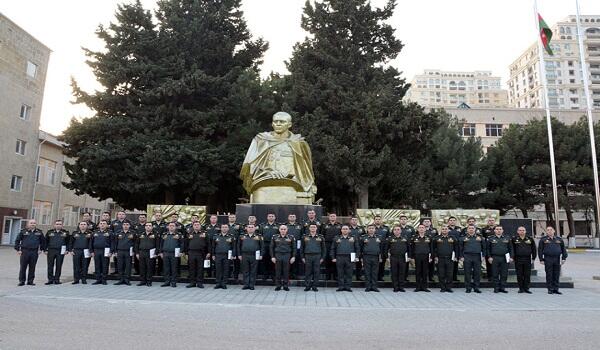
top-left (569, 70), bottom-right (575, 76)
top-left (485, 124), bottom-right (503, 137)
top-left (10, 175), bottom-right (23, 191)
top-left (15, 139), bottom-right (26, 155)
top-left (32, 201), bottom-right (52, 225)
top-left (26, 61), bottom-right (37, 78)
top-left (62, 206), bottom-right (80, 227)
top-left (36, 158), bottom-right (57, 186)
top-left (19, 104), bottom-right (32, 120)
top-left (462, 123), bottom-right (476, 137)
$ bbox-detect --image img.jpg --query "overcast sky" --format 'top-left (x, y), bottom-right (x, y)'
top-left (3, 0), bottom-right (600, 135)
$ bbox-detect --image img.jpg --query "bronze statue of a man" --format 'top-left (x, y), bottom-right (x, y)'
top-left (240, 112), bottom-right (317, 204)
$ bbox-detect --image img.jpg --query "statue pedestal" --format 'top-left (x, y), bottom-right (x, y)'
top-left (236, 203), bottom-right (323, 223)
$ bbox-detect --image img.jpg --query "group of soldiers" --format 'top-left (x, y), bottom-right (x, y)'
top-left (14, 210), bottom-right (568, 294)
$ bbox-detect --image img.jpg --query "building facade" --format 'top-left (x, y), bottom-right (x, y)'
top-left (508, 15), bottom-right (600, 110)
top-left (0, 13), bottom-right (50, 244)
top-left (404, 69), bottom-right (509, 108)
top-left (0, 13), bottom-right (114, 244)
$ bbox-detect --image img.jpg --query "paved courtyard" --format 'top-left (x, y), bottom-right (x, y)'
top-left (1, 247), bottom-right (599, 349)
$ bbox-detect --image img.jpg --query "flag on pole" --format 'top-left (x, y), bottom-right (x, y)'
top-left (538, 13), bottom-right (554, 55)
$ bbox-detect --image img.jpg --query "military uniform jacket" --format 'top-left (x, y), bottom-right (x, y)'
top-left (448, 225), bottom-right (463, 239)
top-left (228, 223), bottom-right (242, 238)
top-left (133, 222), bottom-right (148, 234)
top-left (212, 233), bottom-right (236, 256)
top-left (260, 222), bottom-right (279, 243)
top-left (85, 220), bottom-right (97, 232)
top-left (302, 220), bottom-right (322, 236)
top-left (237, 233), bottom-right (263, 255)
top-left (486, 234), bottom-right (513, 258)
top-left (110, 219), bottom-right (130, 234)
top-left (270, 234), bottom-right (295, 256)
top-left (360, 234), bottom-right (383, 257)
top-left (202, 223), bottom-right (221, 240)
top-left (184, 231), bottom-right (209, 253)
top-left (135, 231), bottom-right (158, 253)
top-left (387, 234), bottom-right (410, 256)
top-left (399, 225), bottom-right (416, 238)
top-left (538, 236), bottom-right (568, 261)
top-left (349, 226), bottom-right (365, 239)
top-left (301, 234), bottom-right (326, 259)
top-left (91, 230), bottom-right (113, 250)
top-left (113, 231), bottom-right (136, 251)
top-left (69, 230), bottom-right (92, 251)
top-left (14, 229), bottom-right (45, 251)
top-left (512, 235), bottom-right (537, 259)
top-left (159, 232), bottom-right (182, 253)
top-left (410, 234), bottom-right (432, 258)
top-left (461, 226), bottom-right (482, 237)
top-left (322, 222), bottom-right (342, 242)
top-left (45, 229), bottom-right (69, 250)
top-left (330, 234), bottom-right (358, 257)
top-left (151, 220), bottom-right (167, 235)
top-left (432, 234), bottom-right (458, 258)
top-left (424, 227), bottom-right (437, 239)
top-left (481, 225), bottom-right (495, 239)
top-left (459, 234), bottom-right (485, 258)
top-left (286, 223), bottom-right (303, 241)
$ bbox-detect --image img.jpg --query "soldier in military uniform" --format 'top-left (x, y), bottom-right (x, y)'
top-left (322, 213), bottom-right (341, 281)
top-left (14, 219), bottom-right (45, 286)
top-left (110, 211), bottom-right (130, 275)
top-left (44, 219), bottom-right (69, 285)
top-left (259, 214), bottom-right (279, 281)
top-left (203, 214), bottom-right (221, 278)
top-left (159, 222), bottom-right (182, 287)
top-left (131, 213), bottom-right (148, 275)
top-left (331, 225), bottom-right (358, 292)
top-left (90, 220), bottom-right (112, 285)
top-left (486, 225), bottom-right (513, 293)
top-left (373, 215), bottom-right (391, 281)
top-left (112, 222), bottom-right (135, 285)
top-left (212, 224), bottom-right (236, 289)
top-left (387, 225), bottom-right (409, 292)
top-left (481, 217), bottom-right (496, 282)
top-left (422, 218), bottom-right (437, 282)
top-left (538, 226), bottom-right (568, 294)
top-left (151, 211), bottom-right (168, 279)
top-left (459, 225), bottom-right (485, 293)
top-left (227, 214), bottom-right (242, 280)
top-left (301, 223), bottom-right (325, 291)
top-left (348, 217), bottom-right (365, 281)
top-left (237, 223), bottom-right (263, 290)
top-left (184, 214), bottom-right (200, 233)
top-left (271, 225), bottom-right (296, 291)
top-left (447, 216), bottom-right (462, 282)
top-left (82, 212), bottom-right (97, 232)
top-left (184, 221), bottom-right (210, 288)
top-left (512, 226), bottom-right (537, 293)
top-left (135, 222), bottom-right (158, 286)
top-left (432, 225), bottom-right (459, 292)
top-left (286, 214), bottom-right (303, 279)
top-left (410, 224), bottom-right (432, 292)
top-left (360, 224), bottom-right (383, 292)
top-left (69, 221), bottom-right (92, 284)
top-left (302, 210), bottom-right (322, 236)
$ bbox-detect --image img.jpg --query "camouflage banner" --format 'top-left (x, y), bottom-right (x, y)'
top-left (146, 205), bottom-right (207, 225)
top-left (356, 209), bottom-right (421, 228)
top-left (430, 209), bottom-right (500, 229)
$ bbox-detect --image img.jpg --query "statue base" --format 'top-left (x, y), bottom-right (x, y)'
top-left (236, 203), bottom-right (323, 223)
top-left (250, 186), bottom-right (314, 204)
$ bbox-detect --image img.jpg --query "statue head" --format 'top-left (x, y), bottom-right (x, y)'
top-left (272, 112), bottom-right (292, 135)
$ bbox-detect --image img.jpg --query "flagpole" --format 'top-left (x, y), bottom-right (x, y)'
top-left (534, 0), bottom-right (561, 235)
top-left (575, 0), bottom-right (600, 244)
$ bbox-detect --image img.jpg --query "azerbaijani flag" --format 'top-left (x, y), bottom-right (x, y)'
top-left (538, 13), bottom-right (554, 56)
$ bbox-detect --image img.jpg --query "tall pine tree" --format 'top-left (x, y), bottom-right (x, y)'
top-left (61, 0), bottom-right (268, 210)
top-left (281, 0), bottom-right (440, 212)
